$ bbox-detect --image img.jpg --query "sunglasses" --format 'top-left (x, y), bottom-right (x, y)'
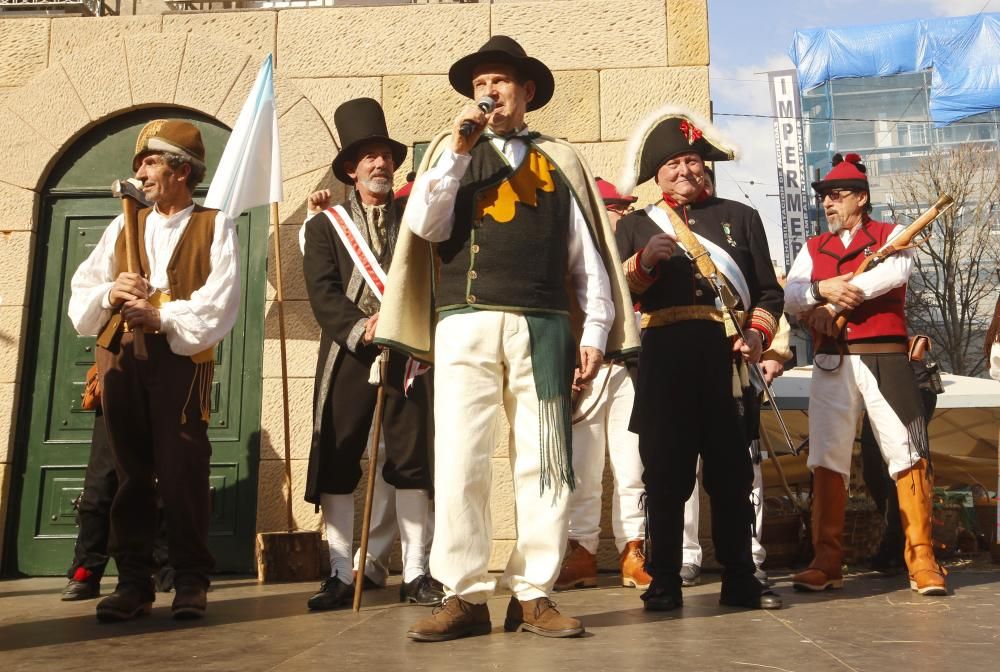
top-left (819, 189), bottom-right (857, 202)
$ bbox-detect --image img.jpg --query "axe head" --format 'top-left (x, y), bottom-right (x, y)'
top-left (111, 177), bottom-right (151, 207)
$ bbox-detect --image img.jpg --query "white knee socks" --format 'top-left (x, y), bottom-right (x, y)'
top-left (321, 493), bottom-right (354, 584)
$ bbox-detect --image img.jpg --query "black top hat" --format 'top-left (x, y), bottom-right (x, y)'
top-left (448, 35), bottom-right (554, 112)
top-left (331, 98), bottom-right (407, 185)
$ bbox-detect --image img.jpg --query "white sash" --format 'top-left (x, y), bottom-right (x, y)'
top-left (644, 204), bottom-right (752, 310)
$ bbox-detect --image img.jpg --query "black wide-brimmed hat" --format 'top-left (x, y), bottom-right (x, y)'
top-left (331, 98), bottom-right (407, 185)
top-left (448, 35), bottom-right (554, 112)
top-left (619, 105), bottom-right (738, 195)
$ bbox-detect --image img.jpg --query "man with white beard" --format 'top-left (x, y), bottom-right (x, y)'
top-left (300, 98), bottom-right (441, 611)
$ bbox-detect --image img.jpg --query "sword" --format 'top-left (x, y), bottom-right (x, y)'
top-left (713, 282), bottom-right (799, 457)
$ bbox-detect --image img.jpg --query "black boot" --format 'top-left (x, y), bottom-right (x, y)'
top-left (719, 574), bottom-right (783, 610)
top-left (641, 579), bottom-right (683, 611)
top-left (96, 584), bottom-right (154, 622)
top-left (307, 575), bottom-right (353, 611)
top-left (400, 574), bottom-right (445, 606)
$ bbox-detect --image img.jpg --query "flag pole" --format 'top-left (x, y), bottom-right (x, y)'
top-left (270, 201), bottom-right (295, 533)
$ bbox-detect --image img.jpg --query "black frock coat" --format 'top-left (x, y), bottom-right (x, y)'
top-left (301, 195), bottom-right (432, 505)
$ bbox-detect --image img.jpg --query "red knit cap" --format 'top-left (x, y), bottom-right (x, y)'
top-left (595, 177), bottom-right (637, 205)
top-left (811, 152), bottom-right (869, 194)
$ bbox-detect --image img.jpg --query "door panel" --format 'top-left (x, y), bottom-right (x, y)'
top-left (11, 109), bottom-right (265, 575)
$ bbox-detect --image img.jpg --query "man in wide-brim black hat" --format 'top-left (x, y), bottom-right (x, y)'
top-left (299, 97), bottom-right (442, 613)
top-left (614, 104), bottom-right (785, 613)
top-left (374, 35), bottom-right (640, 642)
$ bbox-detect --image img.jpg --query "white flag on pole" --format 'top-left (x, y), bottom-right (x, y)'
top-left (205, 54), bottom-right (283, 218)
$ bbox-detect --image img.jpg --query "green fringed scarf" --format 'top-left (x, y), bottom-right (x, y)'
top-left (524, 313), bottom-right (576, 495)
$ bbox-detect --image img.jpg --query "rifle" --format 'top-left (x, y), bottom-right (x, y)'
top-left (808, 194), bottom-right (954, 363)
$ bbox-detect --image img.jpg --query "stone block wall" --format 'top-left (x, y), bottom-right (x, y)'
top-left (0, 0), bottom-right (710, 573)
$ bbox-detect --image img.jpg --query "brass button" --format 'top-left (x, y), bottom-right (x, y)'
top-left (467, 294), bottom-right (477, 304)
top-left (694, 272), bottom-right (703, 280)
top-left (471, 244), bottom-right (480, 253)
top-left (695, 289), bottom-right (703, 297)
top-left (468, 270), bottom-right (478, 280)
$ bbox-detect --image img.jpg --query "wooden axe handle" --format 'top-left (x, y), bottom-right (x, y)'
top-left (121, 196), bottom-right (148, 360)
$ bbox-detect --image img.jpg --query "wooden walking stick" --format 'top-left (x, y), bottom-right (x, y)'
top-left (354, 349), bottom-right (389, 612)
top-left (111, 178), bottom-right (150, 360)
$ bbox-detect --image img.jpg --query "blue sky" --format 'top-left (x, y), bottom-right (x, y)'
top-left (707, 0), bottom-right (1000, 267)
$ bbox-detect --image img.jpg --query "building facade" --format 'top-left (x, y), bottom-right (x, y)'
top-left (0, 0), bottom-right (713, 576)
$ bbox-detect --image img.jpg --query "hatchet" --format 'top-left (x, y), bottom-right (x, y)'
top-left (111, 178), bottom-right (151, 360)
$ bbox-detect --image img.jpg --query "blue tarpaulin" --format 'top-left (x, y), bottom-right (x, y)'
top-left (788, 13), bottom-right (1000, 126)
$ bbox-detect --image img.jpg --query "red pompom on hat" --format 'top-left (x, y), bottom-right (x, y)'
top-left (595, 177), bottom-right (637, 205)
top-left (811, 152), bottom-right (869, 194)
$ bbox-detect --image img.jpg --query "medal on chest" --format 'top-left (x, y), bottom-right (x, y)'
top-left (722, 222), bottom-right (737, 247)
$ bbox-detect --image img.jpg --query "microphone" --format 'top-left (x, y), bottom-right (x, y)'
top-left (460, 97), bottom-right (496, 137)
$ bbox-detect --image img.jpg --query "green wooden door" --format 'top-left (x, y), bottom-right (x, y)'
top-left (9, 108), bottom-right (265, 575)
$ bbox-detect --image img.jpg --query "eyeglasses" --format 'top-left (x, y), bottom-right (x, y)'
top-left (820, 189), bottom-right (857, 202)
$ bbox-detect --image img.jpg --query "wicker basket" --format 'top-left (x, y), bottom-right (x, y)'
top-left (761, 496), bottom-right (808, 568)
top-left (841, 505), bottom-right (884, 564)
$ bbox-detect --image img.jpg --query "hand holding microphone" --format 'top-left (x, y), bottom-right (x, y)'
top-left (452, 96), bottom-right (496, 154)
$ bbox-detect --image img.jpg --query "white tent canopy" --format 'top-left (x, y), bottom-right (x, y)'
top-left (761, 368), bottom-right (1000, 489)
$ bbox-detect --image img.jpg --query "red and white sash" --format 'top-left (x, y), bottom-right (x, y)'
top-left (322, 205), bottom-right (429, 393)
top-left (323, 205), bottom-right (387, 300)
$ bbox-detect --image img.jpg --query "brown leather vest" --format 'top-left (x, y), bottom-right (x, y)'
top-left (113, 205), bottom-right (219, 362)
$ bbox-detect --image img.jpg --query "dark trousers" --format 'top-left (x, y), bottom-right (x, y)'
top-left (633, 323), bottom-right (757, 594)
top-left (860, 387), bottom-right (938, 564)
top-left (67, 409), bottom-right (169, 583)
top-left (97, 333), bottom-right (213, 593)
top-left (317, 350), bottom-right (433, 494)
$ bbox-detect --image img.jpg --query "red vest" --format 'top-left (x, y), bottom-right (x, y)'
top-left (807, 219), bottom-right (907, 342)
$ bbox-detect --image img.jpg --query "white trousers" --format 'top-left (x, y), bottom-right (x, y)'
top-left (352, 433), bottom-right (397, 586)
top-left (566, 362), bottom-right (645, 554)
top-left (429, 311), bottom-right (569, 604)
top-left (808, 353), bottom-right (921, 481)
top-left (681, 447), bottom-right (766, 568)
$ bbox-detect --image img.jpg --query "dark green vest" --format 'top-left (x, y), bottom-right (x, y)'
top-left (436, 139), bottom-right (572, 313)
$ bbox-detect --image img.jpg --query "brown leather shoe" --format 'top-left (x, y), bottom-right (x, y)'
top-left (554, 540), bottom-right (597, 591)
top-left (620, 539), bottom-right (652, 589)
top-left (503, 597), bottom-right (584, 638)
top-left (96, 584), bottom-right (154, 623)
top-left (407, 596), bottom-right (491, 642)
top-left (171, 582), bottom-right (207, 620)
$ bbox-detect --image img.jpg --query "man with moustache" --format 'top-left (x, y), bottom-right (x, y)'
top-left (300, 98), bottom-right (441, 611)
top-left (375, 36), bottom-right (639, 641)
top-left (614, 105), bottom-right (784, 612)
top-left (784, 152), bottom-right (947, 596)
top-left (68, 119), bottom-right (240, 621)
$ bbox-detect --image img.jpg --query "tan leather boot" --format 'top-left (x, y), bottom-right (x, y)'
top-left (503, 597), bottom-right (585, 638)
top-left (792, 467), bottom-right (846, 591)
top-left (896, 459), bottom-right (948, 596)
top-left (554, 540), bottom-right (597, 591)
top-left (620, 539), bottom-right (653, 589)
top-left (406, 596), bottom-right (492, 642)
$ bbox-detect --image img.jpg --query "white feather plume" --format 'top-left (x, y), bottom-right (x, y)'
top-left (617, 104), bottom-right (740, 196)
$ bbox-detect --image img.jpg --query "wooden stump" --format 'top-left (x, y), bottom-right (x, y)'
top-left (256, 530), bottom-right (323, 583)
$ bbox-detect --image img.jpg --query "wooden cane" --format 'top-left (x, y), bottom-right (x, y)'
top-left (353, 349), bottom-right (389, 613)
